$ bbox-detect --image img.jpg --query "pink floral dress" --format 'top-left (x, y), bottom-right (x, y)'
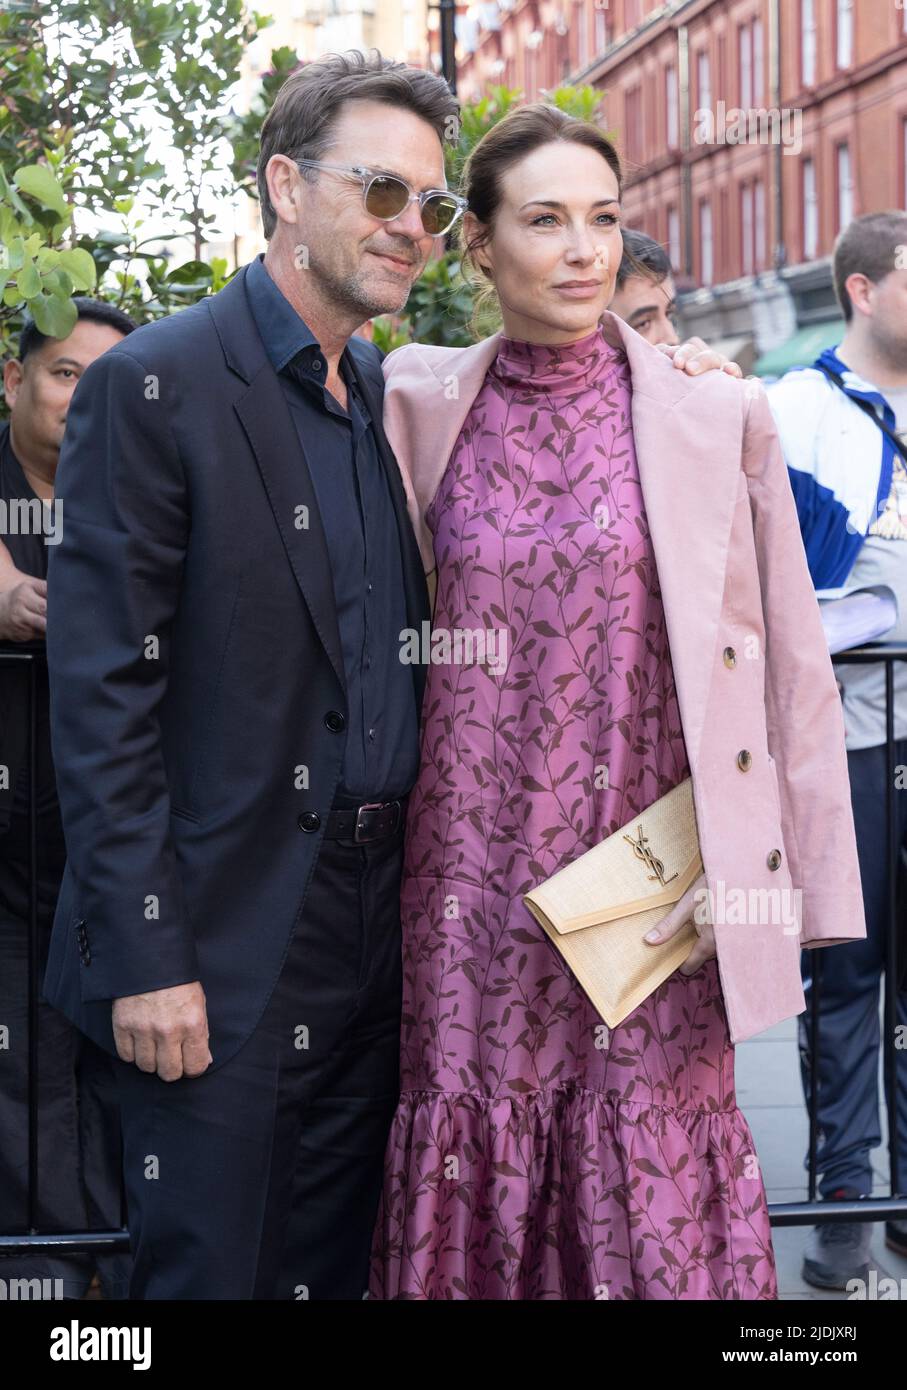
top-left (369, 325), bottom-right (777, 1300)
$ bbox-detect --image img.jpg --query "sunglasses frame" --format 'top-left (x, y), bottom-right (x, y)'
top-left (294, 159), bottom-right (466, 236)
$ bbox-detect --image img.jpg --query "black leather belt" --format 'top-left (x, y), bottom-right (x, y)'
top-left (323, 798), bottom-right (404, 843)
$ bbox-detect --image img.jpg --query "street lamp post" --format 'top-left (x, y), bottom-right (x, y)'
top-left (435, 0), bottom-right (457, 92)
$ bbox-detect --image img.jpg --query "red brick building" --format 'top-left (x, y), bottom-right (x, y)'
top-left (450, 0), bottom-right (907, 368)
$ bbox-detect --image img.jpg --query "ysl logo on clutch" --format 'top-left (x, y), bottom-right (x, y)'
top-left (623, 824), bottom-right (678, 885)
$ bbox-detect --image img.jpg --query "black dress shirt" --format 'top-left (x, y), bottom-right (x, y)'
top-left (245, 253), bottom-right (419, 801)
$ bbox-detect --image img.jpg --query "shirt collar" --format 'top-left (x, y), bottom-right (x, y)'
top-left (246, 252), bottom-right (321, 375)
top-left (817, 345), bottom-right (895, 417)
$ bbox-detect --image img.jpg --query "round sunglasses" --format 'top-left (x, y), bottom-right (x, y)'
top-left (295, 159), bottom-right (467, 237)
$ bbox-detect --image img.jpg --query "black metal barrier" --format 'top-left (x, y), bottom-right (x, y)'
top-left (0, 641), bottom-right (904, 1267)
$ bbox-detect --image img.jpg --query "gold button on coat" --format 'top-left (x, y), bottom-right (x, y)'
top-left (723, 646), bottom-right (737, 668)
top-left (767, 849), bottom-right (782, 870)
top-left (736, 749), bottom-right (752, 771)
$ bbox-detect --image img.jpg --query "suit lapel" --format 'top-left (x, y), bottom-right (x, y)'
top-left (234, 371), bottom-right (347, 694)
top-left (209, 267), bottom-right (346, 694)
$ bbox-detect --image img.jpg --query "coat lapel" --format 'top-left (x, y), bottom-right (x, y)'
top-left (413, 313), bottom-right (743, 766)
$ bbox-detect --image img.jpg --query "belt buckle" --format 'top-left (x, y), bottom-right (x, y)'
top-left (354, 800), bottom-right (395, 843)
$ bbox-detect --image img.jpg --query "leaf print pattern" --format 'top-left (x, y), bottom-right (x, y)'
top-left (369, 325), bottom-right (777, 1300)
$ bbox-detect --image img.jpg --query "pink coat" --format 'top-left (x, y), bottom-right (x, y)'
top-left (380, 310), bottom-right (866, 1043)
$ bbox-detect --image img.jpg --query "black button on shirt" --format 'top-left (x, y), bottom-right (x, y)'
top-left (245, 253), bottom-right (419, 801)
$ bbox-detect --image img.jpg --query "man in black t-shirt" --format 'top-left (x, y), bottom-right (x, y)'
top-left (0, 299), bottom-right (135, 1299)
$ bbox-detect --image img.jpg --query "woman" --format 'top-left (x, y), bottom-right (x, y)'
top-left (369, 105), bottom-right (865, 1300)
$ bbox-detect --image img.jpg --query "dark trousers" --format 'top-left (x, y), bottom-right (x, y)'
top-left (113, 812), bottom-right (404, 1299)
top-left (799, 740), bottom-right (907, 1198)
top-left (0, 909), bottom-right (131, 1299)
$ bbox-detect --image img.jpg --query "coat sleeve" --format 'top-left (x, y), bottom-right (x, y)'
top-left (742, 379), bottom-right (866, 947)
top-left (46, 346), bottom-right (201, 1001)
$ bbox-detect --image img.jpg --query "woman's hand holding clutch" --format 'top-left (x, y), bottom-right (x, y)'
top-left (643, 870), bottom-right (717, 975)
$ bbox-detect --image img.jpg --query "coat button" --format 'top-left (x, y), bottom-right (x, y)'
top-left (298, 812), bottom-right (321, 833)
top-left (324, 710), bottom-right (345, 733)
top-left (767, 848), bottom-right (782, 870)
top-left (736, 749), bottom-right (752, 771)
top-left (723, 646), bottom-right (737, 668)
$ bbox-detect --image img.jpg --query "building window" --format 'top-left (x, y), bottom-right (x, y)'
top-left (718, 34), bottom-right (727, 98)
top-left (594, 3), bottom-right (608, 53)
top-left (836, 0), bottom-right (854, 69)
top-left (741, 183), bottom-right (755, 276)
top-left (625, 84), bottom-right (643, 162)
top-left (665, 64), bottom-right (678, 147)
top-left (803, 157), bottom-right (818, 258)
top-left (667, 204), bottom-right (681, 269)
top-left (576, 1), bottom-right (588, 69)
top-left (739, 18), bottom-right (764, 107)
top-left (754, 180), bottom-right (765, 271)
top-left (801, 0), bottom-right (817, 86)
top-left (697, 49), bottom-right (711, 117)
top-left (836, 143), bottom-right (854, 230)
top-left (699, 199), bottom-right (714, 286)
top-left (739, 23), bottom-right (753, 109)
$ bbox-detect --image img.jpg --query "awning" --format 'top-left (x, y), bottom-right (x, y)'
top-left (707, 335), bottom-right (756, 375)
top-left (753, 319), bottom-right (846, 378)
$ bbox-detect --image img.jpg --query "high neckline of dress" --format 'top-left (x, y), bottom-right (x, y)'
top-left (490, 322), bottom-right (621, 392)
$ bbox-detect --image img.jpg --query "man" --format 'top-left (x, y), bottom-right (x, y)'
top-left (608, 228), bottom-right (679, 347)
top-left (42, 50), bottom-right (742, 1300)
top-left (0, 298), bottom-right (135, 1299)
top-left (766, 210), bottom-right (907, 1290)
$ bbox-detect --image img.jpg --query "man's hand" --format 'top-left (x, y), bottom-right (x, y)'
top-left (658, 336), bottom-right (743, 378)
top-left (112, 981), bottom-right (212, 1082)
top-left (0, 575), bottom-right (47, 641)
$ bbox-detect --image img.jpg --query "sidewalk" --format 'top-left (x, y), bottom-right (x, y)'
top-left (736, 1010), bottom-right (907, 1299)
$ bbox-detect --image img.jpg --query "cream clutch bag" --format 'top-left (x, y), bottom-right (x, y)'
top-left (523, 777), bottom-right (703, 1029)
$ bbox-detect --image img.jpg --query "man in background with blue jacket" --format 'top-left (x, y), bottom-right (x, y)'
top-left (767, 210), bottom-right (907, 1290)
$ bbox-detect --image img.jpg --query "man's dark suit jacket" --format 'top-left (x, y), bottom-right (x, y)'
top-left (42, 263), bottom-right (430, 1071)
